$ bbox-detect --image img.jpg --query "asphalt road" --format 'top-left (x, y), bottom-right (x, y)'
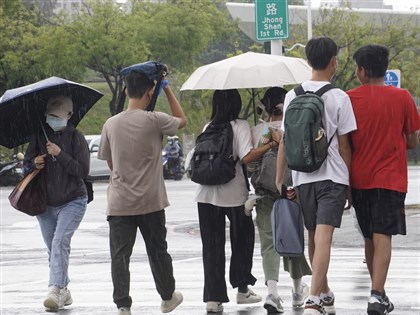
top-left (0, 171), bottom-right (419, 315)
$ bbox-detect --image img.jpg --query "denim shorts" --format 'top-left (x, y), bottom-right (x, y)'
top-left (352, 188), bottom-right (406, 239)
top-left (296, 180), bottom-right (347, 231)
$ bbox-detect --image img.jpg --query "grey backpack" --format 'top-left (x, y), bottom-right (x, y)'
top-left (271, 198), bottom-right (304, 257)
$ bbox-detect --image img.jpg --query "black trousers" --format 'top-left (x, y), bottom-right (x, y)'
top-left (108, 210), bottom-right (175, 308)
top-left (198, 202), bottom-right (257, 303)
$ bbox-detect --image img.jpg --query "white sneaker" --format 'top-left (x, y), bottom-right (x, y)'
top-left (321, 293), bottom-right (335, 315)
top-left (118, 307), bottom-right (131, 315)
top-left (304, 299), bottom-right (326, 314)
top-left (244, 194), bottom-right (262, 215)
top-left (292, 282), bottom-right (309, 307)
top-left (236, 289), bottom-right (262, 304)
top-left (43, 286), bottom-right (72, 311)
top-left (206, 301), bottom-right (223, 313)
top-left (161, 290), bottom-right (183, 313)
top-left (264, 294), bottom-right (284, 313)
top-left (60, 287), bottom-right (73, 306)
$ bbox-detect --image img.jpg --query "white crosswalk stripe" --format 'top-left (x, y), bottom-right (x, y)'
top-left (4, 220), bottom-right (418, 314)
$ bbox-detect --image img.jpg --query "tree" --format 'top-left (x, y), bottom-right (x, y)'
top-left (0, 2), bottom-right (50, 91)
top-left (64, 0), bottom-right (236, 116)
top-left (66, 0), bottom-right (150, 115)
top-left (0, 1), bottom-right (85, 94)
top-left (283, 5), bottom-right (420, 94)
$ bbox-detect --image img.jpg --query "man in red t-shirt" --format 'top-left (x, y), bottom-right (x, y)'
top-left (347, 44), bottom-right (420, 315)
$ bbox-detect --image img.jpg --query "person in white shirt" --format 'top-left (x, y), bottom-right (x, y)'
top-left (275, 37), bottom-right (357, 315)
top-left (194, 89), bottom-right (269, 313)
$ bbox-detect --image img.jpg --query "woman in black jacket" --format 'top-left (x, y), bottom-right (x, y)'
top-left (24, 95), bottom-right (90, 312)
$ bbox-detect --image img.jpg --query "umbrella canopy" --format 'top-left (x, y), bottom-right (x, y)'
top-left (0, 76), bottom-right (103, 148)
top-left (180, 52), bottom-right (312, 91)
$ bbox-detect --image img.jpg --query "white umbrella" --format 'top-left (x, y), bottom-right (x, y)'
top-left (180, 51), bottom-right (312, 91)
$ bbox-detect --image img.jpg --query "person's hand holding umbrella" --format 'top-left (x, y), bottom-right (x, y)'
top-left (46, 141), bottom-right (62, 158)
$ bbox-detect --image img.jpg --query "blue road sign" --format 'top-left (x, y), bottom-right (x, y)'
top-left (384, 69), bottom-right (400, 87)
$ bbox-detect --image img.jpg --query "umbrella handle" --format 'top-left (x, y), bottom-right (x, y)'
top-left (146, 70), bottom-right (165, 112)
top-left (38, 116), bottom-right (49, 142)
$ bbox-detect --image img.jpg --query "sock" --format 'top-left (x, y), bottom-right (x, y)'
top-left (267, 280), bottom-right (278, 297)
top-left (238, 285), bottom-right (248, 293)
top-left (371, 290), bottom-right (383, 300)
top-left (307, 295), bottom-right (321, 305)
top-left (292, 278), bottom-right (302, 293)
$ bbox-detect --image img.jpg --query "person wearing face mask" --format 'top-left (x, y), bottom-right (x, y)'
top-left (23, 95), bottom-right (90, 312)
top-left (247, 87), bottom-right (312, 313)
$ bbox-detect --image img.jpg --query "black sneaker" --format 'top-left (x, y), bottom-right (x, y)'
top-left (383, 295), bottom-right (394, 313)
top-left (367, 296), bottom-right (390, 315)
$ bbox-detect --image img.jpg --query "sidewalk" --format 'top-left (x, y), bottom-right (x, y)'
top-left (1, 181), bottom-right (419, 314)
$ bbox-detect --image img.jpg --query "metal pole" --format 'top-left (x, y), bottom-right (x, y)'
top-left (271, 40), bottom-right (283, 56)
top-left (307, 0), bottom-right (313, 40)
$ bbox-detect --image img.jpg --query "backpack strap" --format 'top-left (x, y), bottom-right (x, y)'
top-left (294, 84), bottom-right (305, 96)
top-left (242, 163), bottom-right (250, 191)
top-left (314, 83), bottom-right (335, 97)
top-left (294, 83), bottom-right (336, 97)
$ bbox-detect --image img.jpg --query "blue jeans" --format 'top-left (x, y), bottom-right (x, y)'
top-left (37, 197), bottom-right (87, 288)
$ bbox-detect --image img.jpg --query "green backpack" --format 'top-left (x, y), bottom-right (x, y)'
top-left (284, 84), bottom-right (336, 173)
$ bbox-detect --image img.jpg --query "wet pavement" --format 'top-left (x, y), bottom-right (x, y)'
top-left (1, 173), bottom-right (419, 315)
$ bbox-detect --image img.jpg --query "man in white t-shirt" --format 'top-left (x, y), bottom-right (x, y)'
top-left (275, 37), bottom-right (357, 315)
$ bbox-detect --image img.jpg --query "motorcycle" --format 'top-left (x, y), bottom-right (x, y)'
top-left (162, 136), bottom-right (184, 181)
top-left (0, 152), bottom-right (24, 186)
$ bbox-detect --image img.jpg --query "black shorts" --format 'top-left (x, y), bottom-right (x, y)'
top-left (352, 188), bottom-right (406, 239)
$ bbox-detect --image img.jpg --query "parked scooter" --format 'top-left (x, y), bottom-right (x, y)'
top-left (162, 136), bottom-right (184, 180)
top-left (0, 152), bottom-right (24, 186)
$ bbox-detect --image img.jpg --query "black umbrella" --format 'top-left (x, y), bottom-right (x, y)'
top-left (0, 76), bottom-right (104, 148)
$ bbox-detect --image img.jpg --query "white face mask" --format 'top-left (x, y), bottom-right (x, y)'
top-left (46, 115), bottom-right (67, 131)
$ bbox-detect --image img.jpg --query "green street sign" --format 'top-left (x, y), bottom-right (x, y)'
top-left (255, 0), bottom-right (289, 41)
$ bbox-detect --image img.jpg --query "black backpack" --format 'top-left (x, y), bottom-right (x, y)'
top-left (284, 84), bottom-right (335, 173)
top-left (190, 122), bottom-right (237, 185)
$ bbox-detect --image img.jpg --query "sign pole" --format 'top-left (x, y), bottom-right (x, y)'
top-left (307, 0), bottom-right (312, 40)
top-left (271, 40), bottom-right (283, 56)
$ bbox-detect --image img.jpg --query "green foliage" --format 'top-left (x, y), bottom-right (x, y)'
top-left (67, 0), bottom-right (151, 115)
top-left (0, 3), bottom-right (43, 90)
top-left (2, 0), bottom-right (419, 154)
top-left (140, 0), bottom-right (233, 72)
top-left (0, 1), bottom-right (85, 93)
top-left (287, 5), bottom-right (420, 94)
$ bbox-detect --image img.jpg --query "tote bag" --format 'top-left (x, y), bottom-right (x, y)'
top-left (8, 168), bottom-right (46, 216)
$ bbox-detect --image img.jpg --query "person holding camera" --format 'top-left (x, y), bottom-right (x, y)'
top-left (98, 63), bottom-right (187, 315)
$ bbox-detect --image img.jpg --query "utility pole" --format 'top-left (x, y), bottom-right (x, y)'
top-left (307, 0), bottom-right (313, 40)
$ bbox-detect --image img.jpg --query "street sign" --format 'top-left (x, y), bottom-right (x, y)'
top-left (255, 0), bottom-right (289, 41)
top-left (384, 69), bottom-right (401, 88)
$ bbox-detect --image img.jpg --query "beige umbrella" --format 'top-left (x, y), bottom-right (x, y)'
top-left (180, 51), bottom-right (312, 91)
